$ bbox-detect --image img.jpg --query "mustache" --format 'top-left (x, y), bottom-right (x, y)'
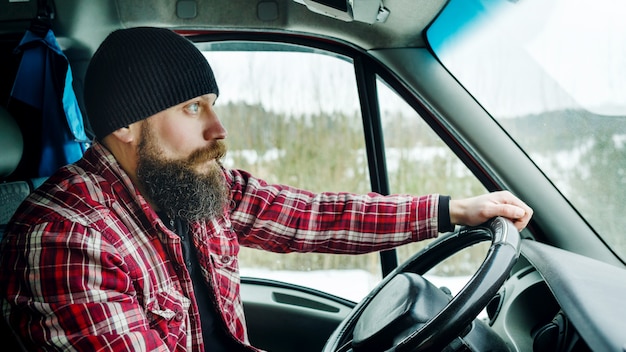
top-left (186, 140), bottom-right (227, 165)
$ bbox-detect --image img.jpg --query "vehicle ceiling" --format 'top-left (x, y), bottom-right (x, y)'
top-left (0, 0), bottom-right (448, 56)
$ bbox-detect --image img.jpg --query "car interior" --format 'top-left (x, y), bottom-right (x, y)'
top-left (1, 0), bottom-right (626, 351)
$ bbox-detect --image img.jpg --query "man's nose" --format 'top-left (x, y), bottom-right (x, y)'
top-left (204, 111), bottom-right (228, 141)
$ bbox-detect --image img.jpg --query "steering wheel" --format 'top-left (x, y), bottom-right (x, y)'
top-left (322, 217), bottom-right (521, 352)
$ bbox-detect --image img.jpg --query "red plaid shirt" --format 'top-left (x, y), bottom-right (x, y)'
top-left (0, 142), bottom-right (440, 351)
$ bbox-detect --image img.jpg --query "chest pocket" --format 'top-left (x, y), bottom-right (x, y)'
top-left (195, 217), bottom-right (240, 274)
top-left (146, 286), bottom-right (191, 349)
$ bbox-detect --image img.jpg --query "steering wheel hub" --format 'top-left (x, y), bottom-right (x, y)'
top-left (352, 273), bottom-right (451, 351)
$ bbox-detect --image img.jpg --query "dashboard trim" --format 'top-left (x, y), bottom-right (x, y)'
top-left (521, 239), bottom-right (626, 352)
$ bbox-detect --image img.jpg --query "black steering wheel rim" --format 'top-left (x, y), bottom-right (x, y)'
top-left (323, 217), bottom-right (521, 352)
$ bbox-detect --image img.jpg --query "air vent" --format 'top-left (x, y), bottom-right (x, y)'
top-left (486, 289), bottom-right (505, 325)
top-left (272, 292), bottom-right (340, 312)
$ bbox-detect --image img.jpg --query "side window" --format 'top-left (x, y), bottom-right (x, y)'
top-left (377, 78), bottom-right (489, 292)
top-left (203, 44), bottom-right (490, 300)
top-left (203, 44), bottom-right (381, 301)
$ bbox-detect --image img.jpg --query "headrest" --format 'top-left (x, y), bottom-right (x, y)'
top-left (0, 106), bottom-right (24, 178)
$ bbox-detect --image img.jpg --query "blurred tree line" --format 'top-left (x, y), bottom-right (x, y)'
top-left (501, 109), bottom-right (626, 255)
top-left (216, 102), bottom-right (485, 275)
top-left (217, 101), bottom-right (492, 278)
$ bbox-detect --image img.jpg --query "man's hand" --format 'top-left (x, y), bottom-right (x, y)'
top-left (449, 191), bottom-right (533, 231)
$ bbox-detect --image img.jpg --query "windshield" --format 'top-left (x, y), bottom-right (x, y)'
top-left (427, 0), bottom-right (626, 259)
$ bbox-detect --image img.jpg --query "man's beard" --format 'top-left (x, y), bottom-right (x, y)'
top-left (136, 124), bottom-right (230, 223)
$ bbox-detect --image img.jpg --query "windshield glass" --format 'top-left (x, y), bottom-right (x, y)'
top-left (427, 0), bottom-right (626, 259)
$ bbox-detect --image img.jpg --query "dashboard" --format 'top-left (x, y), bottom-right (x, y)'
top-left (487, 239), bottom-right (626, 351)
top-left (240, 237), bottom-right (626, 352)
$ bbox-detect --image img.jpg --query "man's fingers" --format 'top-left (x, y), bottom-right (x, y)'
top-left (492, 203), bottom-right (532, 231)
top-left (492, 204), bottom-right (525, 219)
top-left (450, 191), bottom-right (533, 231)
top-left (484, 193), bottom-right (533, 231)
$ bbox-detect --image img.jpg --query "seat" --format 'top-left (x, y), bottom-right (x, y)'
top-left (1, 11), bottom-right (86, 348)
top-left (0, 104), bottom-right (31, 349)
top-left (0, 105), bottom-right (30, 242)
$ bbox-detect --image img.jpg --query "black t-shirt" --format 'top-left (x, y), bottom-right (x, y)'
top-left (159, 212), bottom-right (240, 352)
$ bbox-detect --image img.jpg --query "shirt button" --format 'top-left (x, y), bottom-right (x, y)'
top-left (220, 256), bottom-right (232, 264)
top-left (174, 310), bottom-right (184, 321)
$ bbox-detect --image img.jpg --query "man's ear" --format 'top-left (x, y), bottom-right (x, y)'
top-left (110, 123), bottom-right (140, 144)
top-left (110, 126), bottom-right (132, 143)
top-left (101, 122), bottom-right (143, 179)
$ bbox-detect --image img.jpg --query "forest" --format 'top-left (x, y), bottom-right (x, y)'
top-left (216, 101), bottom-right (626, 277)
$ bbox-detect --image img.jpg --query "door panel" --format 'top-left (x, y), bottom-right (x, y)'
top-left (241, 278), bottom-right (355, 352)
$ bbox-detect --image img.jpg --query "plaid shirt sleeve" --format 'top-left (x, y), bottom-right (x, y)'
top-left (226, 168), bottom-right (440, 253)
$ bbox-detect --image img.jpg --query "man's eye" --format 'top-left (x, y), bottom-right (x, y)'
top-left (186, 102), bottom-right (200, 113)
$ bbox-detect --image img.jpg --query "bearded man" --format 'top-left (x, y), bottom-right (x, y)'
top-left (0, 27), bottom-right (532, 352)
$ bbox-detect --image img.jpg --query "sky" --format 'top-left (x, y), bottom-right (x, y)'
top-left (203, 51), bottom-right (362, 116)
top-left (525, 0), bottom-right (626, 115)
top-left (429, 0), bottom-right (626, 117)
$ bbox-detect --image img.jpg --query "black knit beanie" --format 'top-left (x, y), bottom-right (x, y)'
top-left (84, 27), bottom-right (219, 140)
